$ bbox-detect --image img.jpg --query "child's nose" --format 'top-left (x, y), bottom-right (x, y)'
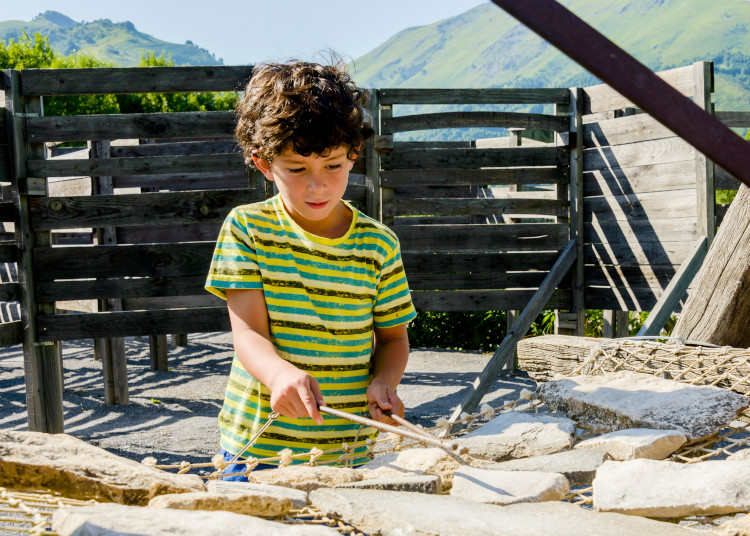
top-left (307, 171), bottom-right (326, 190)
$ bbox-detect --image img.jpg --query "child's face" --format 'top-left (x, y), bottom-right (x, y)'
top-left (253, 145), bottom-right (354, 235)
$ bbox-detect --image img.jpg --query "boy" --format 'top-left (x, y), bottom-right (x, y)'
top-left (205, 60), bottom-right (416, 474)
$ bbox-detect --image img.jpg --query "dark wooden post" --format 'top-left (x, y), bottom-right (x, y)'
top-left (4, 69), bottom-right (64, 432)
top-left (90, 140), bottom-right (129, 404)
top-left (567, 87), bottom-right (585, 334)
top-left (379, 104), bottom-right (394, 227)
top-left (365, 89), bottom-right (381, 221)
top-left (693, 61), bottom-right (716, 245)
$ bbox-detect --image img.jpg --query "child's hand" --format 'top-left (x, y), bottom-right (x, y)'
top-left (366, 380), bottom-right (404, 425)
top-left (268, 365), bottom-right (325, 425)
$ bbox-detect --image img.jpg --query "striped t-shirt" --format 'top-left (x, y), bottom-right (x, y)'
top-left (205, 195), bottom-right (416, 465)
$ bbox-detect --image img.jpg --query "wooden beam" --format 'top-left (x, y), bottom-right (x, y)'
top-left (636, 236), bottom-right (707, 337)
top-left (448, 238), bottom-right (577, 423)
top-left (378, 88), bottom-right (570, 106)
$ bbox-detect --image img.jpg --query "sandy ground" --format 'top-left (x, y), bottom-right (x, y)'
top-left (0, 332), bottom-right (534, 472)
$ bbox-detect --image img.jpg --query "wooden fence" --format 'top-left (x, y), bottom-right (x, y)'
top-left (1, 61), bottom-right (745, 432)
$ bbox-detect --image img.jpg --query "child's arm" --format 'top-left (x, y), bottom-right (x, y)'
top-left (226, 288), bottom-right (324, 424)
top-left (367, 323), bottom-right (410, 425)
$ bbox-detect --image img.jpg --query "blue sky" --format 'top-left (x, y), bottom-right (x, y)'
top-left (2, 1), bottom-right (489, 65)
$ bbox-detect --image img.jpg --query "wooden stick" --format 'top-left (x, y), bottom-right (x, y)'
top-left (384, 410), bottom-right (434, 439)
top-left (318, 405), bottom-right (463, 453)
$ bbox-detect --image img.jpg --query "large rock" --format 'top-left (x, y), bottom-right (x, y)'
top-left (0, 431), bottom-right (203, 505)
top-left (310, 488), bottom-right (697, 536)
top-left (594, 459), bottom-right (750, 517)
top-left (206, 480), bottom-right (309, 508)
top-left (245, 465), bottom-right (360, 492)
top-left (336, 474), bottom-right (440, 493)
top-left (450, 467), bottom-right (569, 505)
top-left (453, 411), bottom-right (576, 461)
top-left (148, 490), bottom-right (292, 517)
top-left (712, 514), bottom-right (750, 535)
top-left (575, 428), bottom-right (687, 460)
top-left (727, 449), bottom-right (750, 462)
top-left (52, 503), bottom-right (338, 536)
top-left (537, 372), bottom-right (748, 440)
top-left (487, 448), bottom-right (609, 486)
top-left (356, 447), bottom-right (462, 491)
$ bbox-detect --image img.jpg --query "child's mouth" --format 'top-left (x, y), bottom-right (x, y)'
top-left (306, 201), bottom-right (328, 209)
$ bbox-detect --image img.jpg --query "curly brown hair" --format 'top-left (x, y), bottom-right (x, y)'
top-left (235, 60), bottom-right (373, 168)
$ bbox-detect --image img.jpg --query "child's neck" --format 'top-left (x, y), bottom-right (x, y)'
top-left (286, 199), bottom-right (353, 239)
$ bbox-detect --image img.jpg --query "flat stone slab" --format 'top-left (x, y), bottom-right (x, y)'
top-left (246, 465), bottom-right (360, 492)
top-left (356, 447), bottom-right (462, 491)
top-left (487, 448), bottom-right (609, 486)
top-left (0, 431), bottom-right (203, 505)
top-left (594, 459), bottom-right (750, 517)
top-left (335, 474), bottom-right (440, 493)
top-left (310, 488), bottom-right (697, 536)
top-left (712, 513), bottom-right (750, 535)
top-left (451, 467), bottom-right (569, 506)
top-left (52, 503), bottom-right (338, 536)
top-left (575, 428), bottom-right (687, 460)
top-left (148, 490), bottom-right (292, 517)
top-left (453, 411), bottom-right (576, 461)
top-left (537, 372), bottom-right (748, 440)
top-left (726, 449), bottom-right (750, 461)
top-left (206, 480), bottom-right (308, 508)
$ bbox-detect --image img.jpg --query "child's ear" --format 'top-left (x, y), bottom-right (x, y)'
top-left (252, 153), bottom-right (274, 180)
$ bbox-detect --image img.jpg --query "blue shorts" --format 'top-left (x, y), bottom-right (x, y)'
top-left (218, 448), bottom-right (277, 481)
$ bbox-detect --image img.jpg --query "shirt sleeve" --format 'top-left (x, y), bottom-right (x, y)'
top-left (205, 208), bottom-right (263, 300)
top-left (373, 240), bottom-right (417, 328)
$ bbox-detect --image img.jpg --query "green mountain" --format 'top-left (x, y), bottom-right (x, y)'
top-left (351, 0), bottom-right (750, 113)
top-left (0, 10), bottom-right (222, 66)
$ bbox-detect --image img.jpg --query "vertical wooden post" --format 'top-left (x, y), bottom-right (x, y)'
top-left (568, 87), bottom-right (585, 334)
top-left (693, 61), bottom-right (715, 245)
top-left (4, 69), bottom-right (64, 432)
top-left (380, 104), bottom-right (394, 227)
top-left (602, 310), bottom-right (615, 338)
top-left (90, 140), bottom-right (128, 405)
top-left (364, 89), bottom-right (381, 221)
top-left (505, 310), bottom-right (519, 371)
top-left (149, 335), bottom-right (169, 371)
top-left (604, 310), bottom-right (630, 338)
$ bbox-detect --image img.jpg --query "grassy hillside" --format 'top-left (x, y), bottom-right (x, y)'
top-left (0, 11), bottom-right (221, 66)
top-left (351, 0), bottom-right (750, 112)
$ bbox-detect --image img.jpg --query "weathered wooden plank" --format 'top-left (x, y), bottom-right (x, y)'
top-left (584, 188), bottom-right (697, 222)
top-left (21, 66), bottom-right (255, 96)
top-left (393, 185), bottom-right (474, 198)
top-left (379, 88), bottom-right (570, 105)
top-left (383, 146), bottom-right (567, 170)
top-left (585, 263), bottom-right (681, 289)
top-left (385, 198), bottom-right (568, 218)
top-left (408, 271), bottom-right (552, 290)
top-left (381, 167), bottom-right (565, 187)
top-left (636, 236), bottom-right (707, 336)
top-left (395, 223), bottom-right (568, 252)
top-left (583, 65), bottom-right (696, 114)
top-left (30, 189), bottom-right (259, 230)
top-left (401, 251), bottom-right (560, 274)
top-left (411, 288), bottom-right (570, 312)
top-left (111, 139), bottom-right (239, 157)
top-left (111, 171), bottom-right (253, 190)
top-left (517, 334), bottom-right (607, 381)
top-left (34, 242), bottom-right (214, 280)
top-left (715, 111), bottom-right (750, 128)
top-left (28, 152), bottom-right (244, 177)
top-left (36, 275), bottom-right (209, 302)
top-left (0, 320), bottom-right (22, 347)
top-left (583, 160), bottom-right (696, 196)
top-left (382, 111), bottom-right (568, 135)
top-left (583, 114), bottom-right (676, 148)
top-left (584, 285), bottom-right (661, 312)
top-left (37, 307), bottom-right (231, 341)
top-left (584, 217), bottom-right (697, 244)
top-left (584, 240), bottom-right (695, 266)
top-left (715, 167), bottom-right (740, 191)
top-left (568, 87), bottom-right (585, 334)
top-left (26, 111), bottom-right (236, 143)
top-left (117, 222), bottom-right (222, 244)
top-left (122, 295), bottom-right (222, 310)
top-left (583, 137), bottom-right (695, 172)
top-left (694, 62), bottom-right (715, 244)
top-left (449, 239), bottom-right (577, 422)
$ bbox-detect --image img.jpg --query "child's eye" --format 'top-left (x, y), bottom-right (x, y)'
top-left (287, 167), bottom-right (305, 174)
top-left (327, 164), bottom-right (342, 170)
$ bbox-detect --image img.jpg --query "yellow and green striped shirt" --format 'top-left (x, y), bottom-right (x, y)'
top-left (205, 195), bottom-right (416, 465)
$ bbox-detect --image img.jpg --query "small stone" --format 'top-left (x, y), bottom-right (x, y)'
top-left (537, 372), bottom-right (748, 440)
top-left (453, 411), bottom-right (576, 461)
top-left (0, 431), bottom-right (203, 505)
top-left (310, 488), bottom-right (697, 536)
top-left (487, 448), bottom-right (609, 486)
top-left (245, 465), bottom-right (360, 492)
top-left (148, 490), bottom-right (292, 517)
top-left (52, 503), bottom-right (338, 536)
top-left (336, 474), bottom-right (440, 493)
top-left (206, 480), bottom-right (308, 508)
top-left (451, 467), bottom-right (569, 505)
top-left (356, 447), bottom-right (462, 491)
top-left (594, 459), bottom-right (750, 517)
top-left (575, 428), bottom-right (687, 460)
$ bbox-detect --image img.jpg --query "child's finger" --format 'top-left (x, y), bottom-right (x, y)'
top-left (387, 390), bottom-right (405, 418)
top-left (299, 380), bottom-right (324, 425)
